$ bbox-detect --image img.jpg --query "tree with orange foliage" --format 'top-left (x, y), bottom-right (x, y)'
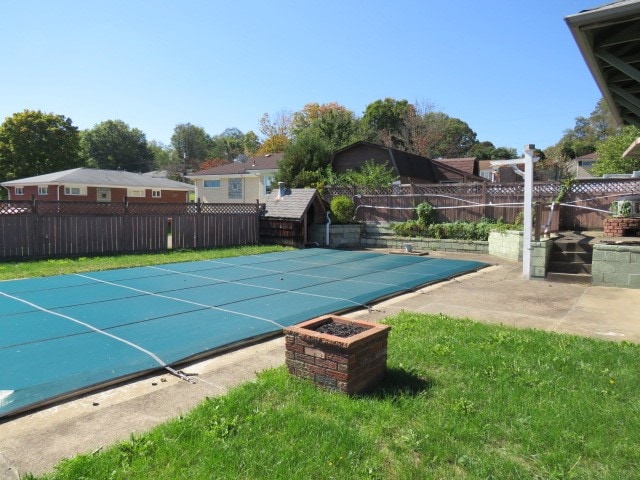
top-left (198, 158), bottom-right (228, 171)
top-left (256, 134), bottom-right (288, 155)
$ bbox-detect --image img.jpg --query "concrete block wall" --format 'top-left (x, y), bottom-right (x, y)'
top-left (309, 223), bottom-right (551, 279)
top-left (309, 224), bottom-right (363, 247)
top-left (488, 230), bottom-right (522, 261)
top-left (530, 238), bottom-right (554, 279)
top-left (592, 244), bottom-right (640, 288)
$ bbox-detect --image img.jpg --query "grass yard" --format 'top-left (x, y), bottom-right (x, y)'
top-left (0, 245), bottom-right (291, 280)
top-left (27, 311), bottom-right (640, 480)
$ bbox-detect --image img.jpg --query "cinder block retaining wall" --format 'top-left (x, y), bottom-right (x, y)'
top-left (592, 243), bottom-right (640, 288)
top-left (310, 224), bottom-right (551, 279)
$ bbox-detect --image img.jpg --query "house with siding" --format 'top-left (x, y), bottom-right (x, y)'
top-left (1, 168), bottom-right (194, 202)
top-left (187, 153), bottom-right (282, 204)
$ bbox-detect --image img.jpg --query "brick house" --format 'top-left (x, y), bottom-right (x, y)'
top-left (1, 168), bottom-right (194, 203)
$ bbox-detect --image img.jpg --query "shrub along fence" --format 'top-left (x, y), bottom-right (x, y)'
top-left (0, 199), bottom-right (261, 261)
top-left (324, 178), bottom-right (640, 231)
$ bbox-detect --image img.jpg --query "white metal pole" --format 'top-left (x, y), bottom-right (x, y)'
top-left (522, 144), bottom-right (539, 280)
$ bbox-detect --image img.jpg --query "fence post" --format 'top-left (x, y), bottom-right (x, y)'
top-left (534, 202), bottom-right (542, 241)
top-left (482, 181), bottom-right (487, 218)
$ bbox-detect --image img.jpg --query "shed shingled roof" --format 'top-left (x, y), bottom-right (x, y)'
top-left (261, 188), bottom-right (318, 221)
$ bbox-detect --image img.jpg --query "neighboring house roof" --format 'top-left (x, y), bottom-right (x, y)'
top-left (1, 168), bottom-right (194, 190)
top-left (331, 141), bottom-right (486, 183)
top-left (188, 153), bottom-right (283, 177)
top-left (576, 152), bottom-right (598, 161)
top-left (262, 188), bottom-right (321, 221)
top-left (433, 157), bottom-right (478, 176)
top-left (565, 0), bottom-right (640, 129)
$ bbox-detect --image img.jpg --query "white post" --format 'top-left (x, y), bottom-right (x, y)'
top-left (490, 145), bottom-right (539, 280)
top-left (522, 145), bottom-right (537, 280)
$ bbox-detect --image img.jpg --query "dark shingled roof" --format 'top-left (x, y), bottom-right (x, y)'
top-left (262, 188), bottom-right (319, 221)
top-left (433, 157), bottom-right (478, 176)
top-left (330, 142), bottom-right (486, 183)
top-left (189, 153), bottom-right (283, 176)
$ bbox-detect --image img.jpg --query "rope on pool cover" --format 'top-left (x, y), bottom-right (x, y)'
top-left (0, 291), bottom-right (194, 383)
top-left (205, 257), bottom-right (433, 288)
top-left (149, 265), bottom-right (378, 313)
top-left (74, 273), bottom-right (289, 328)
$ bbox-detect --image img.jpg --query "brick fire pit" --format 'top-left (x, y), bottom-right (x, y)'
top-left (284, 315), bottom-right (391, 395)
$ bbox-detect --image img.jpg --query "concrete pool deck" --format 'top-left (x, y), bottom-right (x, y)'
top-left (2, 251), bottom-right (639, 479)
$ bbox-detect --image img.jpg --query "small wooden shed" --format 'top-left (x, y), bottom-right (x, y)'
top-left (259, 185), bottom-right (328, 247)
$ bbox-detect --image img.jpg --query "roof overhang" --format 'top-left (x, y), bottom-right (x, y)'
top-left (565, 0), bottom-right (640, 128)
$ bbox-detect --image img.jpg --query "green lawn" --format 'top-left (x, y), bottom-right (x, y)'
top-left (0, 245), bottom-right (291, 281)
top-left (28, 311), bottom-right (640, 479)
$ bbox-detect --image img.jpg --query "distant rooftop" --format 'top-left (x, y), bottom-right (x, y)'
top-left (1, 168), bottom-right (194, 190)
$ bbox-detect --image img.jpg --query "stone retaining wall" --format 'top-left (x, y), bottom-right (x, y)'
top-left (592, 243), bottom-right (640, 288)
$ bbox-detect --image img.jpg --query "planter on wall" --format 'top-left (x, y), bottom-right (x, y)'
top-left (284, 315), bottom-right (391, 395)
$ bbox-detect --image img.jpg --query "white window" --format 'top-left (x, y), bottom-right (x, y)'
top-left (15, 187), bottom-right (24, 196)
top-left (38, 185), bottom-right (48, 195)
top-left (64, 186), bottom-right (86, 196)
top-left (264, 175), bottom-right (274, 193)
top-left (204, 180), bottom-right (221, 188)
top-left (228, 179), bottom-right (242, 199)
top-left (152, 189), bottom-right (161, 198)
top-left (127, 188), bottom-right (146, 198)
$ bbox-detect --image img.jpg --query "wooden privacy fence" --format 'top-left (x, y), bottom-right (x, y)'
top-left (0, 200), bottom-right (261, 261)
top-left (324, 178), bottom-right (640, 231)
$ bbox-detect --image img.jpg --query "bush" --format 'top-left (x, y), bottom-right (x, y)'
top-left (330, 195), bottom-right (356, 224)
top-left (391, 217), bottom-right (519, 241)
top-left (416, 202), bottom-right (437, 227)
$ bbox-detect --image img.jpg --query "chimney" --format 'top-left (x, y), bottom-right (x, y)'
top-left (277, 182), bottom-right (286, 198)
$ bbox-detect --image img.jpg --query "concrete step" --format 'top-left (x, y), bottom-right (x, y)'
top-left (552, 241), bottom-right (593, 254)
top-left (546, 272), bottom-right (592, 285)
top-left (548, 261), bottom-right (592, 274)
top-left (550, 250), bottom-right (593, 263)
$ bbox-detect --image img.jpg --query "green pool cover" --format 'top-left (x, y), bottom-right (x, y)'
top-left (0, 248), bottom-right (486, 418)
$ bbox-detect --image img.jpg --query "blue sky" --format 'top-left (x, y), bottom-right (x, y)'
top-left (1, 1), bottom-right (604, 154)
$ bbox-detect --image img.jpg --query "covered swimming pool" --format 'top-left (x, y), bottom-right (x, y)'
top-left (0, 248), bottom-right (487, 418)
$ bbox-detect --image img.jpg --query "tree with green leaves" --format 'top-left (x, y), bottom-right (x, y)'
top-left (334, 159), bottom-right (398, 188)
top-left (275, 130), bottom-right (332, 188)
top-left (291, 102), bottom-right (361, 151)
top-left (210, 128), bottom-right (245, 162)
top-left (81, 120), bottom-right (152, 172)
top-left (148, 141), bottom-right (175, 171)
top-left (545, 98), bottom-right (618, 164)
top-left (243, 130), bottom-right (261, 156)
top-left (361, 98), bottom-right (411, 148)
top-left (420, 112), bottom-right (478, 158)
top-left (170, 123), bottom-right (212, 172)
top-left (0, 109), bottom-right (82, 183)
top-left (591, 125), bottom-right (640, 176)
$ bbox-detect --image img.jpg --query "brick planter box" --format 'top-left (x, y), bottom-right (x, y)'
top-left (284, 315), bottom-right (391, 395)
top-left (604, 217), bottom-right (640, 237)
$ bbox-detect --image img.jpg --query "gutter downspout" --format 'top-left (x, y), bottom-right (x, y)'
top-left (325, 211), bottom-right (331, 247)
